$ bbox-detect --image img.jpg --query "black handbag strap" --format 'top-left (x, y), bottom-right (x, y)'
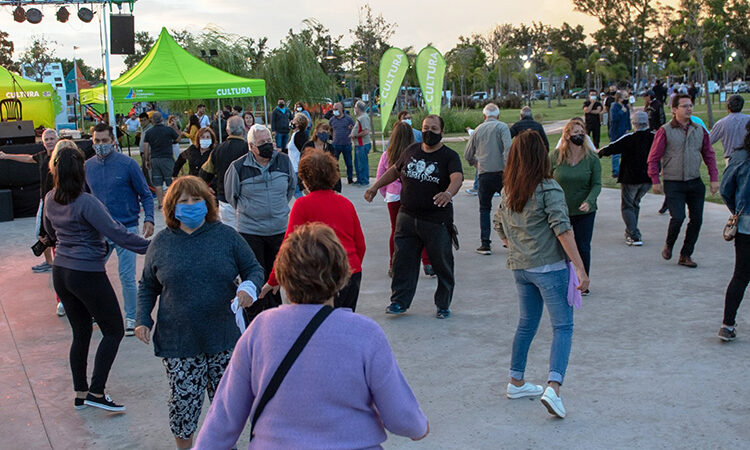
top-left (250, 305), bottom-right (334, 438)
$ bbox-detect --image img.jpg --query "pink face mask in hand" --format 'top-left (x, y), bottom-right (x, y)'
top-left (567, 262), bottom-right (582, 309)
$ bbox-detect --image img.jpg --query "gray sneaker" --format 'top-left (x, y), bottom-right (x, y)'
top-left (718, 326), bottom-right (736, 342)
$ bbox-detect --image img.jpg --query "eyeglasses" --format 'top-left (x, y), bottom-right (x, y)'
top-left (677, 104), bottom-right (693, 109)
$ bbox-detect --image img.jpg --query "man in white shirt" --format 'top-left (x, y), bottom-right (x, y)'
top-left (196, 103), bottom-right (211, 128)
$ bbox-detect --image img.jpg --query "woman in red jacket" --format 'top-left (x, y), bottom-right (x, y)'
top-left (260, 148), bottom-right (366, 310)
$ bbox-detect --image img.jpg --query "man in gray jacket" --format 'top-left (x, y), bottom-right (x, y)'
top-left (224, 124), bottom-right (296, 310)
top-left (464, 103), bottom-right (512, 255)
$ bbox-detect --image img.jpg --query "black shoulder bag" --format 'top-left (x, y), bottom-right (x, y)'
top-left (249, 305), bottom-right (334, 441)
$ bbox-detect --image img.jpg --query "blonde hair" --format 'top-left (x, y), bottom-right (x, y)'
top-left (557, 118), bottom-right (593, 165)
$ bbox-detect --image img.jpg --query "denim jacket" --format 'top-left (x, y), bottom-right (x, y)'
top-left (721, 149), bottom-right (750, 234)
top-left (494, 179), bottom-right (572, 270)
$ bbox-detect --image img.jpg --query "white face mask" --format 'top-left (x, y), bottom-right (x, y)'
top-left (333, 110), bottom-right (341, 116)
top-left (590, 95), bottom-right (597, 101)
top-left (199, 139), bottom-right (212, 149)
top-left (296, 107), bottom-right (303, 112)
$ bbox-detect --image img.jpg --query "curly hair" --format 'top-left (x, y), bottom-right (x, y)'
top-left (274, 223), bottom-right (350, 304)
top-left (162, 176), bottom-right (218, 229)
top-left (298, 148), bottom-right (340, 191)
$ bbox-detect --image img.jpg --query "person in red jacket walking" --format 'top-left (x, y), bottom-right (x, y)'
top-left (260, 148), bottom-right (366, 310)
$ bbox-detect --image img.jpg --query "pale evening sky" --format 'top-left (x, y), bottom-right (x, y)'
top-left (2, 0), bottom-right (676, 76)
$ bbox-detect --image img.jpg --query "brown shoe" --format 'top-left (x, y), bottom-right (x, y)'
top-left (678, 255), bottom-right (697, 268)
top-left (661, 245), bottom-right (672, 260)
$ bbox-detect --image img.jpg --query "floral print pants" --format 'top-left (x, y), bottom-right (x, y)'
top-left (162, 349), bottom-right (233, 439)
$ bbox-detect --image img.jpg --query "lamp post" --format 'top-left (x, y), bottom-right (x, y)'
top-left (630, 37), bottom-right (638, 90)
top-left (723, 34), bottom-right (729, 86)
top-left (545, 45), bottom-right (553, 109)
top-left (324, 36), bottom-right (336, 103)
top-left (200, 49), bottom-right (218, 65)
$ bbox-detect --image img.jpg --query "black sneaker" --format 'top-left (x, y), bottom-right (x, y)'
top-left (423, 264), bottom-right (436, 277)
top-left (385, 303), bottom-right (407, 315)
top-left (581, 289), bottom-right (590, 296)
top-left (74, 397), bottom-right (87, 410)
top-left (476, 245), bottom-right (492, 255)
top-left (84, 393), bottom-right (126, 412)
top-left (718, 327), bottom-right (736, 342)
top-left (436, 309), bottom-right (451, 319)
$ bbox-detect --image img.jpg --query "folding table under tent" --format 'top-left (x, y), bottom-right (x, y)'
top-left (80, 27), bottom-right (267, 136)
top-left (0, 66), bottom-right (56, 129)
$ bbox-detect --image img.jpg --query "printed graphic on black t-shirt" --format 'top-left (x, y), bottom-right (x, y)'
top-left (396, 143), bottom-right (462, 223)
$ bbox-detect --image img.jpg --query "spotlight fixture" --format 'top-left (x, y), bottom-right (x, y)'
top-left (13, 6), bottom-right (25, 22)
top-left (57, 7), bottom-right (70, 23)
top-left (25, 8), bottom-right (43, 24)
top-left (78, 7), bottom-right (94, 23)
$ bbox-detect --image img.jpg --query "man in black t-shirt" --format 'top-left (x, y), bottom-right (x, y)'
top-left (142, 111), bottom-right (179, 206)
top-left (365, 115), bottom-right (463, 319)
top-left (583, 89), bottom-right (603, 147)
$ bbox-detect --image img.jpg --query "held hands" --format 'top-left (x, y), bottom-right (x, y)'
top-left (134, 325), bottom-right (151, 344)
top-left (143, 222), bottom-right (154, 238)
top-left (363, 188), bottom-right (377, 203)
top-left (0, 151), bottom-right (6, 159)
top-left (710, 181), bottom-right (719, 195)
top-left (433, 191), bottom-right (453, 207)
top-left (652, 183), bottom-right (663, 195)
top-left (578, 202), bottom-right (590, 213)
top-left (237, 290), bottom-right (255, 308)
top-left (257, 283), bottom-right (279, 300)
top-left (145, 159), bottom-right (152, 170)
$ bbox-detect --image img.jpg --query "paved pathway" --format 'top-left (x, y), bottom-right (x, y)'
top-left (0, 182), bottom-right (745, 448)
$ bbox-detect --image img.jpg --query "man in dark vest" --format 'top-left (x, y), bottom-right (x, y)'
top-left (647, 93), bottom-right (719, 268)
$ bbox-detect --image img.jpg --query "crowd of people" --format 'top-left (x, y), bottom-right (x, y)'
top-left (3, 83), bottom-right (748, 446)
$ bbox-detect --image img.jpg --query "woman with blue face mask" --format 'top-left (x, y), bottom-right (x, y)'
top-left (135, 176), bottom-right (264, 449)
top-left (302, 122), bottom-right (341, 193)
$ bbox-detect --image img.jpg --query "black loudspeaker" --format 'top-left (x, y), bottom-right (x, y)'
top-left (110, 14), bottom-right (135, 55)
top-left (0, 121), bottom-right (35, 146)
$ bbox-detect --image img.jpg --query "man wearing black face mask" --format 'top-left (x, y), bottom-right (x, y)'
top-left (365, 115), bottom-right (464, 319)
top-left (225, 124), bottom-right (296, 323)
top-left (271, 98), bottom-right (293, 151)
top-left (85, 122), bottom-right (154, 336)
top-left (200, 116), bottom-right (249, 229)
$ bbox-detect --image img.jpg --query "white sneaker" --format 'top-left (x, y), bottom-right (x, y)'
top-left (506, 382), bottom-right (544, 399)
top-left (125, 318), bottom-right (135, 336)
top-left (56, 302), bottom-right (65, 316)
top-left (631, 240), bottom-right (643, 246)
top-left (540, 386), bottom-right (566, 418)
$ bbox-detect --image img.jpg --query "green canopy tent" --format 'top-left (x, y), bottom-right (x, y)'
top-left (0, 66), bottom-right (56, 129)
top-left (80, 28), bottom-right (267, 137)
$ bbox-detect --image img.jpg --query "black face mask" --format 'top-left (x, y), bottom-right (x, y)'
top-left (423, 130), bottom-right (442, 147)
top-left (570, 134), bottom-right (586, 146)
top-left (257, 142), bottom-right (274, 158)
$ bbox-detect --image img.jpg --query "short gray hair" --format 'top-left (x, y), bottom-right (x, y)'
top-left (632, 111), bottom-right (649, 128)
top-left (482, 103), bottom-right (500, 118)
top-left (247, 124), bottom-right (271, 145)
top-left (151, 111), bottom-right (163, 123)
top-left (354, 100), bottom-right (366, 112)
top-left (520, 106), bottom-right (533, 119)
top-left (226, 116), bottom-right (245, 137)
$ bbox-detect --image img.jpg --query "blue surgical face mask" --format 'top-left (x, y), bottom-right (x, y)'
top-left (403, 118), bottom-right (412, 126)
top-left (175, 200), bottom-right (207, 229)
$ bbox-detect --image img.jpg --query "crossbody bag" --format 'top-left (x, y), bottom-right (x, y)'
top-left (249, 305), bottom-right (334, 441)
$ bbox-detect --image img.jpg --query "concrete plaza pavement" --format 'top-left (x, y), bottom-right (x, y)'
top-left (0, 181), bottom-right (745, 449)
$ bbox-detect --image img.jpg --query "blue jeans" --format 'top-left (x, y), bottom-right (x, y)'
top-left (354, 143), bottom-right (371, 185)
top-left (611, 154), bottom-right (621, 177)
top-left (275, 132), bottom-right (289, 150)
top-left (510, 268), bottom-right (574, 385)
top-left (105, 225), bottom-right (138, 320)
top-left (332, 144), bottom-right (354, 181)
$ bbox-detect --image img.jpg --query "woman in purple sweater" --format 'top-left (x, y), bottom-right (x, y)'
top-left (195, 223), bottom-right (429, 449)
top-left (43, 140), bottom-right (150, 412)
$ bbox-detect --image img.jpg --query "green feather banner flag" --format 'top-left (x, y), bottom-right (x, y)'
top-left (378, 48), bottom-right (409, 133)
top-left (415, 46), bottom-right (446, 115)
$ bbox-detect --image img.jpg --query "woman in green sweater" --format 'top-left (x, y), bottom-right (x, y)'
top-left (551, 118), bottom-right (601, 295)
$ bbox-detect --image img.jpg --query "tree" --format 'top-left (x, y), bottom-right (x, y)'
top-left (0, 31), bottom-right (16, 72)
top-left (123, 32), bottom-right (155, 72)
top-left (18, 37), bottom-right (57, 82)
top-left (258, 35), bottom-right (331, 105)
top-left (60, 58), bottom-right (104, 82)
top-left (446, 40), bottom-right (484, 103)
top-left (292, 18), bottom-right (345, 100)
top-left (545, 51), bottom-right (572, 105)
top-left (349, 4), bottom-right (396, 101)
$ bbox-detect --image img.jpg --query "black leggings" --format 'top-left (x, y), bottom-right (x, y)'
top-left (724, 233), bottom-right (750, 326)
top-left (52, 266), bottom-right (124, 394)
top-left (334, 272), bottom-right (362, 312)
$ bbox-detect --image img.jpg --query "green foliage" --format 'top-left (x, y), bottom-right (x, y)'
top-left (18, 37), bottom-right (57, 82)
top-left (258, 36), bottom-right (331, 104)
top-left (59, 58), bottom-right (103, 82)
top-left (349, 4), bottom-right (397, 98)
top-left (0, 31), bottom-right (16, 72)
